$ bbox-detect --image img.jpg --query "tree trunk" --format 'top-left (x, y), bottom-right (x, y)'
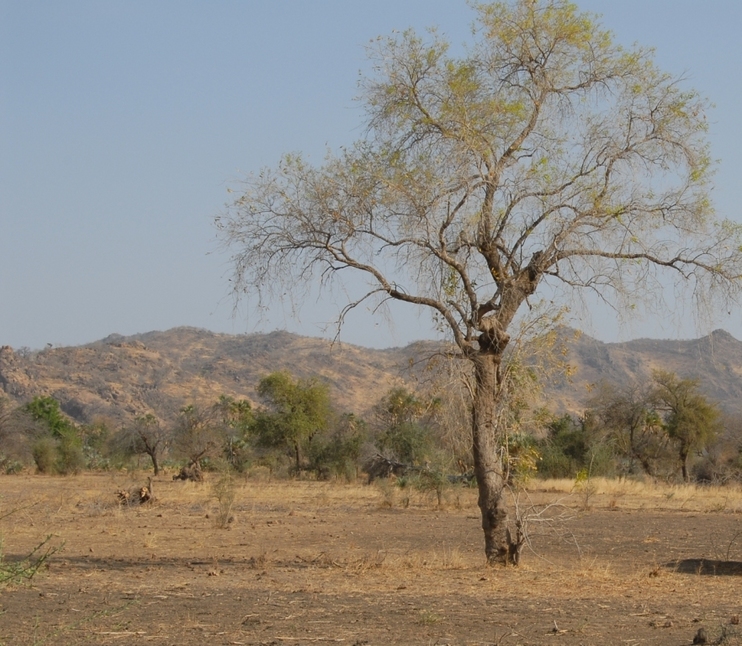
top-left (472, 351), bottom-right (513, 565)
top-left (151, 452), bottom-right (160, 476)
top-left (680, 445), bottom-right (690, 482)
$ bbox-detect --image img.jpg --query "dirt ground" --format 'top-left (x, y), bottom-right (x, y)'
top-left (0, 473), bottom-right (741, 646)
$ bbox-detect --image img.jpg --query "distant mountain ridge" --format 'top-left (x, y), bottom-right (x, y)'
top-left (549, 328), bottom-right (742, 415)
top-left (1, 326), bottom-right (741, 426)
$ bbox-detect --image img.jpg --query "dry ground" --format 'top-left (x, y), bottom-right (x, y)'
top-left (0, 472), bottom-right (741, 645)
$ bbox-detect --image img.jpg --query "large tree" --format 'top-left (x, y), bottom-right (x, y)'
top-left (217, 1), bottom-right (742, 563)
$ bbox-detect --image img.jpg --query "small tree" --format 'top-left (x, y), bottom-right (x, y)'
top-left (653, 370), bottom-right (721, 482)
top-left (218, 0), bottom-right (742, 563)
top-left (588, 381), bottom-right (668, 477)
top-left (373, 387), bottom-right (439, 465)
top-left (213, 395), bottom-right (254, 471)
top-left (23, 396), bottom-right (74, 439)
top-left (172, 403), bottom-right (229, 469)
top-left (24, 396), bottom-right (83, 474)
top-left (117, 414), bottom-right (171, 475)
top-left (307, 412), bottom-right (367, 480)
top-left (253, 372), bottom-right (332, 472)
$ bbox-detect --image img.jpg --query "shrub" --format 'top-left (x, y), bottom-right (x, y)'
top-left (0, 534), bottom-right (63, 586)
top-left (56, 433), bottom-right (85, 475)
top-left (32, 437), bottom-right (57, 474)
top-left (211, 469), bottom-right (237, 528)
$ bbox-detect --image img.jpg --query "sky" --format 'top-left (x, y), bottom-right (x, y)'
top-left (2, 1), bottom-right (742, 350)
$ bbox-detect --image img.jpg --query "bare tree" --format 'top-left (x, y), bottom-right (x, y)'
top-left (117, 413), bottom-right (171, 476)
top-left (217, 1), bottom-right (742, 563)
top-left (172, 404), bottom-right (227, 469)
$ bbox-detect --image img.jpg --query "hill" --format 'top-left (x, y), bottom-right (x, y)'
top-left (0, 327), bottom-right (440, 425)
top-left (1, 326), bottom-right (741, 426)
top-left (550, 328), bottom-right (742, 415)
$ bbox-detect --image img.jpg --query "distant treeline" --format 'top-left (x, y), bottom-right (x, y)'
top-left (0, 367), bottom-right (740, 485)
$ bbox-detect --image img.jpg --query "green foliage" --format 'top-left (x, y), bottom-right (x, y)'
top-left (306, 413), bottom-right (367, 480)
top-left (78, 420), bottom-right (111, 470)
top-left (537, 414), bottom-right (587, 478)
top-left (23, 396), bottom-right (84, 474)
top-left (586, 381), bottom-right (667, 477)
top-left (0, 535), bottom-right (62, 586)
top-left (55, 433), bottom-right (84, 475)
top-left (412, 465), bottom-right (450, 508)
top-left (253, 371), bottom-right (332, 471)
top-left (31, 434), bottom-right (83, 475)
top-left (506, 432), bottom-right (540, 485)
top-left (211, 468), bottom-right (237, 528)
top-left (377, 421), bottom-right (432, 465)
top-left (218, 395), bottom-right (254, 472)
top-left (536, 414), bottom-right (614, 479)
top-left (374, 387), bottom-right (438, 464)
top-left (653, 370), bottom-right (721, 481)
top-left (0, 458), bottom-right (23, 475)
top-left (24, 397), bottom-right (75, 439)
top-left (31, 437), bottom-right (57, 474)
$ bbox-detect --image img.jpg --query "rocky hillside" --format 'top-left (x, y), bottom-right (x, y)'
top-left (1, 326), bottom-right (742, 426)
top-left (0, 328), bottom-right (440, 425)
top-left (549, 328), bottom-right (742, 415)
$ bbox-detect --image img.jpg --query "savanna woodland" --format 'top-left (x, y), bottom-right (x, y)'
top-left (216, 0), bottom-right (742, 564)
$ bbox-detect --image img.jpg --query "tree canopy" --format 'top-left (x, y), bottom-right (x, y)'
top-left (254, 371), bottom-right (333, 471)
top-left (653, 370), bottom-right (720, 482)
top-left (217, 0), bottom-right (742, 564)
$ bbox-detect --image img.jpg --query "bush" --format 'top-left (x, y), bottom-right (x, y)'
top-left (506, 433), bottom-right (540, 484)
top-left (0, 455), bottom-right (24, 475)
top-left (537, 415), bottom-right (589, 478)
top-left (32, 437), bottom-right (57, 474)
top-left (376, 421), bottom-right (432, 465)
top-left (211, 469), bottom-right (237, 528)
top-left (0, 534), bottom-right (63, 586)
top-left (56, 434), bottom-right (85, 475)
top-left (307, 416), bottom-right (366, 480)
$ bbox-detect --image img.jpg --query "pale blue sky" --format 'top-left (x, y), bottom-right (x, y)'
top-left (2, 1), bottom-right (741, 350)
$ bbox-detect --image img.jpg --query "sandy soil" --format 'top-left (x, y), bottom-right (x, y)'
top-left (0, 473), bottom-right (741, 645)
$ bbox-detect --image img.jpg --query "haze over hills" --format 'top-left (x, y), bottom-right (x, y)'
top-left (1, 326), bottom-right (741, 427)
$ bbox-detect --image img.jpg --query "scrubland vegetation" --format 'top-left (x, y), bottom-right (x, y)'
top-left (1, 364), bottom-right (739, 488)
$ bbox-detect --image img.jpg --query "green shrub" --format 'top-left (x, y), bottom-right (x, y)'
top-left (377, 421), bottom-right (432, 465)
top-left (56, 434), bottom-right (85, 475)
top-left (32, 437), bottom-right (58, 474)
top-left (0, 535), bottom-right (63, 586)
top-left (307, 417), bottom-right (366, 481)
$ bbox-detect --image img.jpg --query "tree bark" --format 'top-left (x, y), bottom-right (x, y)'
top-left (294, 443), bottom-right (301, 473)
top-left (680, 445), bottom-right (690, 482)
top-left (150, 452), bottom-right (160, 476)
top-left (471, 351), bottom-right (512, 565)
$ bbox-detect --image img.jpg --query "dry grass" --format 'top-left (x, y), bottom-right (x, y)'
top-left (1, 472), bottom-right (741, 645)
top-left (533, 476), bottom-right (742, 513)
